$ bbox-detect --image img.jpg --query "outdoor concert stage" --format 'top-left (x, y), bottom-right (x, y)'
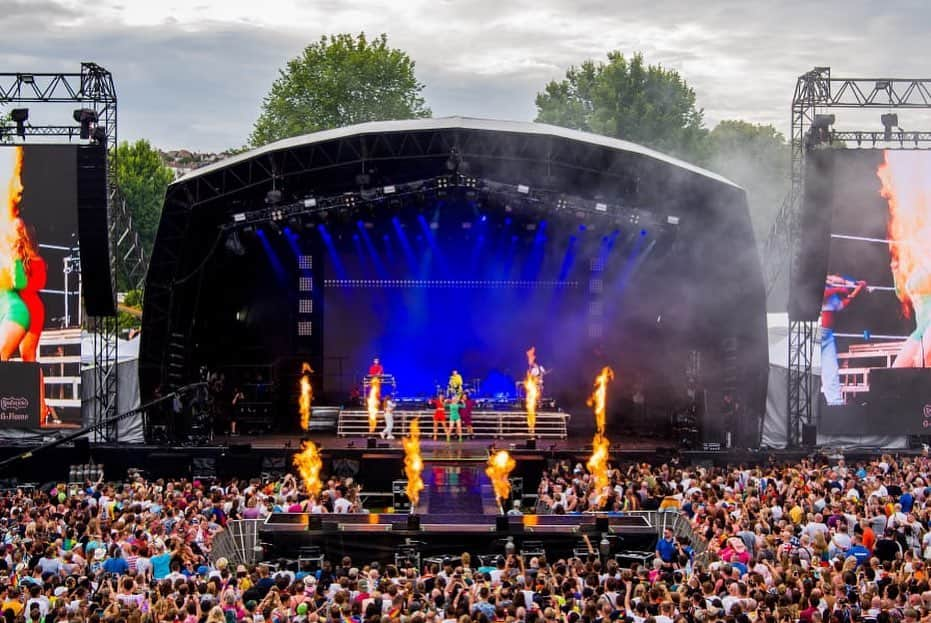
top-left (141, 117), bottom-right (768, 452)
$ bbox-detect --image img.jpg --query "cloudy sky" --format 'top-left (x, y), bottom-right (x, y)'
top-left (4, 0), bottom-right (930, 152)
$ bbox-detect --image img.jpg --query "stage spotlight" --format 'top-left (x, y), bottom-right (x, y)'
top-left (811, 114), bottom-right (835, 129)
top-left (225, 231), bottom-right (245, 256)
top-left (10, 108), bottom-right (28, 138)
top-left (355, 173), bottom-right (371, 186)
top-left (265, 189), bottom-right (282, 205)
top-left (383, 185), bottom-right (396, 195)
top-left (517, 184), bottom-right (530, 195)
top-left (303, 197), bottom-right (317, 208)
top-left (881, 113), bottom-right (898, 141)
top-left (73, 108), bottom-right (97, 139)
top-left (18, 74), bottom-right (35, 84)
top-left (667, 216), bottom-right (680, 225)
top-left (233, 213), bottom-right (247, 223)
top-left (594, 202), bottom-right (608, 213)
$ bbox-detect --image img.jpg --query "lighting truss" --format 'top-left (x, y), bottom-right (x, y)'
top-left (223, 173), bottom-right (671, 232)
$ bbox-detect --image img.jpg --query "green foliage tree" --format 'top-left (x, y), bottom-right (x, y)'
top-left (706, 120), bottom-right (790, 241)
top-left (535, 52), bottom-right (708, 161)
top-left (250, 33), bottom-right (431, 146)
top-left (115, 139), bottom-right (174, 289)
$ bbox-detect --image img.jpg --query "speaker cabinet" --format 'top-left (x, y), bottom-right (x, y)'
top-left (76, 145), bottom-right (115, 316)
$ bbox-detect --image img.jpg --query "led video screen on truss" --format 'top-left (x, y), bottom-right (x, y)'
top-left (0, 145), bottom-right (81, 430)
top-left (814, 150), bottom-right (931, 434)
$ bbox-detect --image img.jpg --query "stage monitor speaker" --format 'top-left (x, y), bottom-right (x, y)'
top-left (76, 144), bottom-right (116, 317)
top-left (789, 150), bottom-right (835, 321)
top-left (407, 515), bottom-right (420, 531)
top-left (230, 443), bottom-right (252, 455)
top-left (595, 517), bottom-right (610, 533)
top-left (496, 516), bottom-right (509, 532)
top-left (367, 437), bottom-right (377, 449)
top-left (525, 438), bottom-right (536, 450)
top-left (801, 423), bottom-right (817, 447)
top-left (308, 516), bottom-right (322, 531)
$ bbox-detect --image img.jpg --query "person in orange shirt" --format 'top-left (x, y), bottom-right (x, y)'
top-left (860, 518), bottom-right (876, 553)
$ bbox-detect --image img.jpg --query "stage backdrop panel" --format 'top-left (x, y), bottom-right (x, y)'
top-left (0, 145), bottom-right (82, 431)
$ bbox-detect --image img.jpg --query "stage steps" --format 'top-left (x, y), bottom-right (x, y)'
top-left (337, 409), bottom-right (568, 439)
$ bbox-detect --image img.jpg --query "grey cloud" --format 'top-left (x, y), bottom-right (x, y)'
top-left (2, 0), bottom-right (930, 150)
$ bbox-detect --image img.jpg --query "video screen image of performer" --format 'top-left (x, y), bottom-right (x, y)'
top-left (820, 275), bottom-right (867, 405)
top-left (0, 147), bottom-right (54, 426)
top-left (368, 357), bottom-right (384, 377)
top-left (814, 149), bottom-right (931, 406)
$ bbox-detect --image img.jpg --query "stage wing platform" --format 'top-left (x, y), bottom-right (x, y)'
top-left (251, 512), bottom-right (660, 565)
top-left (337, 409), bottom-right (569, 438)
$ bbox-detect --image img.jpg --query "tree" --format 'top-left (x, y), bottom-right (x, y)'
top-left (705, 120), bottom-right (790, 241)
top-left (115, 139), bottom-right (174, 288)
top-left (250, 33), bottom-right (431, 146)
top-left (535, 52), bottom-right (708, 161)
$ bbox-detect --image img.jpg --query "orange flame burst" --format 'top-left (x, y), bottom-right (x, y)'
top-left (878, 150), bottom-right (931, 321)
top-left (587, 367), bottom-right (615, 435)
top-left (524, 347), bottom-right (539, 434)
top-left (293, 440), bottom-right (323, 496)
top-left (299, 363), bottom-right (313, 431)
top-left (587, 433), bottom-right (611, 496)
top-left (402, 419), bottom-right (424, 508)
top-left (485, 450), bottom-right (516, 508)
top-left (586, 367), bottom-right (614, 503)
top-left (367, 377), bottom-right (381, 433)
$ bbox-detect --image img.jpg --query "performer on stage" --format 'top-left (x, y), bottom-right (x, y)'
top-left (380, 393), bottom-right (396, 440)
top-left (821, 275), bottom-right (867, 405)
top-left (368, 357), bottom-right (384, 377)
top-left (431, 393), bottom-right (448, 442)
top-left (447, 369), bottom-right (463, 399)
top-left (461, 391), bottom-right (475, 438)
top-left (447, 395), bottom-right (463, 443)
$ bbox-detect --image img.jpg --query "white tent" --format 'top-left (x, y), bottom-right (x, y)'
top-left (763, 313), bottom-right (906, 449)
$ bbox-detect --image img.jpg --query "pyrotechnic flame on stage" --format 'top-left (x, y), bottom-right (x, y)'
top-left (367, 377), bottom-right (381, 433)
top-left (587, 366), bottom-right (614, 435)
top-left (586, 367), bottom-right (614, 505)
top-left (524, 347), bottom-right (539, 434)
top-left (587, 433), bottom-right (610, 495)
top-left (486, 450), bottom-right (516, 512)
top-left (402, 419), bottom-right (424, 509)
top-left (293, 440), bottom-right (322, 496)
top-left (879, 151), bottom-right (931, 321)
top-left (299, 363), bottom-right (313, 431)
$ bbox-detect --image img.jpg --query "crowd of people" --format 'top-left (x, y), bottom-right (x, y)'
top-left (6, 452), bottom-right (931, 623)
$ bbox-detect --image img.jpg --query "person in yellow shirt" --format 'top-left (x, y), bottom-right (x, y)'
top-left (1, 585), bottom-right (24, 617)
top-left (788, 501), bottom-right (804, 524)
